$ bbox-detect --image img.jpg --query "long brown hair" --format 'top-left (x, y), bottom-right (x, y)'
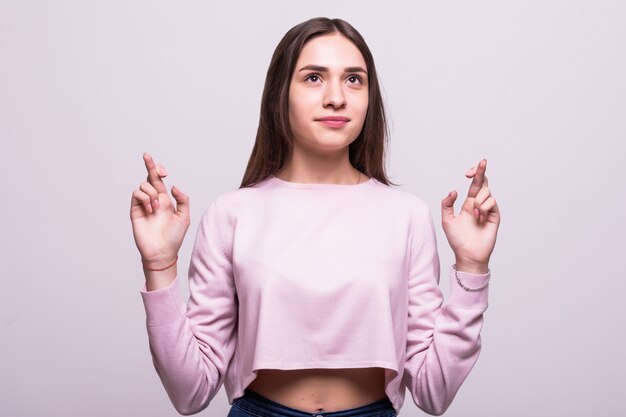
top-left (239, 17), bottom-right (398, 188)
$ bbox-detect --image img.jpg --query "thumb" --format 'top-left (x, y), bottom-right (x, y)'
top-left (441, 190), bottom-right (457, 224)
top-left (171, 185), bottom-right (189, 218)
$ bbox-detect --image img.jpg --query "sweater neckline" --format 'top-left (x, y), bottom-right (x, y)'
top-left (267, 174), bottom-right (376, 189)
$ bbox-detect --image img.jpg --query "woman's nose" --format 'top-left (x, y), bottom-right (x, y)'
top-left (322, 79), bottom-right (346, 109)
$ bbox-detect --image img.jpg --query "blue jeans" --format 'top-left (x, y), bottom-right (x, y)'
top-left (227, 388), bottom-right (397, 417)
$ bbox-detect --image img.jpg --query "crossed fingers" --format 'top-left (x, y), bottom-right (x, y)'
top-left (466, 159), bottom-right (497, 221)
top-left (133, 152), bottom-right (169, 214)
top-left (143, 153), bottom-right (168, 194)
top-left (467, 159), bottom-right (488, 198)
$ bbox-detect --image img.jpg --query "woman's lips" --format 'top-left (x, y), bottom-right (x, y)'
top-left (317, 120), bottom-right (348, 128)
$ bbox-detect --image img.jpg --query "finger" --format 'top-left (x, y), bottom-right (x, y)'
top-left (492, 199), bottom-right (501, 223)
top-left (156, 163), bottom-right (168, 177)
top-left (441, 189), bottom-right (458, 224)
top-left (143, 152), bottom-right (168, 194)
top-left (478, 197), bottom-right (496, 221)
top-left (472, 186), bottom-right (491, 218)
top-left (466, 172), bottom-right (488, 189)
top-left (465, 164), bottom-right (489, 187)
top-left (171, 185), bottom-right (190, 219)
top-left (131, 189), bottom-right (153, 214)
top-left (140, 181), bottom-right (160, 210)
top-left (467, 158), bottom-right (487, 198)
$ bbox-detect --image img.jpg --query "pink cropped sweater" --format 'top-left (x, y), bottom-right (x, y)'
top-left (139, 175), bottom-right (490, 416)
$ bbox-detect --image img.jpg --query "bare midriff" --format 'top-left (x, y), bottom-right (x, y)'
top-left (246, 368), bottom-right (388, 413)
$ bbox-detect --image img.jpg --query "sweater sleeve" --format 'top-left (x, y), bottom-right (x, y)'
top-left (139, 199), bottom-right (238, 415)
top-left (402, 204), bottom-right (489, 416)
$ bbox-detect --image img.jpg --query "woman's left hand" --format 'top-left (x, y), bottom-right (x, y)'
top-left (441, 158), bottom-right (501, 273)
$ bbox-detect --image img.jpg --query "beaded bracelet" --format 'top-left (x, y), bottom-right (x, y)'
top-left (453, 264), bottom-right (491, 292)
top-left (142, 255), bottom-right (178, 271)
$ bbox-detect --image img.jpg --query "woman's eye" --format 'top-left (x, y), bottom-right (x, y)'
top-left (305, 74), bottom-right (320, 83)
top-left (348, 75), bottom-right (363, 84)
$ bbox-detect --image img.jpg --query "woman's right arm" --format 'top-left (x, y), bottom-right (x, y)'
top-left (130, 153), bottom-right (238, 414)
top-left (139, 200), bottom-right (238, 415)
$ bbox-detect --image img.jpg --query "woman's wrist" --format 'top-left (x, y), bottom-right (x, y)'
top-left (454, 259), bottom-right (489, 275)
top-left (141, 255), bottom-right (178, 291)
top-left (141, 254), bottom-right (178, 271)
top-left (143, 262), bottom-right (178, 292)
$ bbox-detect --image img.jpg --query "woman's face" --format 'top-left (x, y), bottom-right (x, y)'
top-left (288, 32), bottom-right (369, 153)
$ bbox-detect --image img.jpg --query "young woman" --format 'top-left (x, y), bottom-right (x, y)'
top-left (130, 17), bottom-right (500, 417)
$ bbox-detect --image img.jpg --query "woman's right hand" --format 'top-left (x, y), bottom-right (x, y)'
top-left (130, 152), bottom-right (190, 269)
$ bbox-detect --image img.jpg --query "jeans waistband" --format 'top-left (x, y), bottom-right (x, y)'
top-left (235, 388), bottom-right (395, 417)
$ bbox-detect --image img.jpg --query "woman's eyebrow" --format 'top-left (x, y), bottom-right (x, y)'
top-left (297, 64), bottom-right (368, 74)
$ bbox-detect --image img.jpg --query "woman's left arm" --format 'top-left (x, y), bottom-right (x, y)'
top-left (403, 159), bottom-right (500, 415)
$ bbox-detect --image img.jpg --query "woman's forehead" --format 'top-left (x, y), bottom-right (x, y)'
top-left (295, 33), bottom-right (367, 71)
